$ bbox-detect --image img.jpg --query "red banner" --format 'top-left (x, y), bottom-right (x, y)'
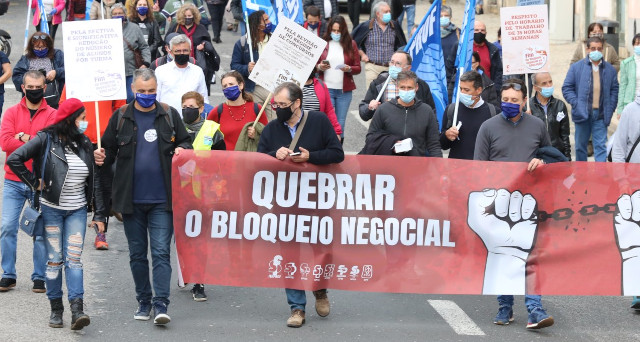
top-left (172, 151), bottom-right (640, 296)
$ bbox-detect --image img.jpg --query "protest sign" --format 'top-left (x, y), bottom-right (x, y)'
top-left (62, 19), bottom-right (127, 102)
top-left (500, 5), bottom-right (550, 75)
top-left (249, 16), bottom-right (327, 92)
top-left (517, 0), bottom-right (545, 6)
top-left (173, 151), bottom-right (640, 296)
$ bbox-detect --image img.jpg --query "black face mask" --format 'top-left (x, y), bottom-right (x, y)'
top-left (174, 53), bottom-right (190, 66)
top-left (185, 17), bottom-right (194, 26)
top-left (182, 107), bottom-right (200, 124)
top-left (474, 32), bottom-right (486, 44)
top-left (25, 88), bottom-right (44, 104)
top-left (276, 106), bottom-right (295, 123)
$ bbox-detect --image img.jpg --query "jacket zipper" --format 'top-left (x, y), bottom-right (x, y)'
top-left (403, 108), bottom-right (408, 136)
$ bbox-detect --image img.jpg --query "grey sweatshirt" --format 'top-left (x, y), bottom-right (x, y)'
top-left (474, 113), bottom-right (551, 162)
top-left (612, 99), bottom-right (640, 163)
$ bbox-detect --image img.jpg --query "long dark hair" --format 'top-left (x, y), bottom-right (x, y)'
top-left (26, 32), bottom-right (55, 59)
top-left (221, 70), bottom-right (253, 102)
top-left (249, 10), bottom-right (269, 52)
top-left (44, 110), bottom-right (91, 155)
top-left (321, 16), bottom-right (357, 59)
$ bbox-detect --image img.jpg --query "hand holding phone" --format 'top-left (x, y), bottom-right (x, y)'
top-left (289, 152), bottom-right (301, 156)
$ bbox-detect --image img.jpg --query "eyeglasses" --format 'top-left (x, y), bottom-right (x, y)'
top-left (502, 83), bottom-right (522, 91)
top-left (271, 101), bottom-right (293, 110)
top-left (32, 34), bottom-right (47, 41)
top-left (388, 60), bottom-right (404, 67)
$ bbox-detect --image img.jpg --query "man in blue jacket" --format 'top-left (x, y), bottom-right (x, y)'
top-left (562, 36), bottom-right (619, 162)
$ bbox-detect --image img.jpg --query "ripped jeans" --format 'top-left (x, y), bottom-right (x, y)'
top-left (41, 205), bottom-right (88, 301)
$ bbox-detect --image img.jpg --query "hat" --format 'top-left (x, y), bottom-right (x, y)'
top-left (165, 33), bottom-right (179, 46)
top-left (54, 98), bottom-right (85, 125)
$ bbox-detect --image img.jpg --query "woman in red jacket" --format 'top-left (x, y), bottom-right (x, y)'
top-left (316, 15), bottom-right (361, 140)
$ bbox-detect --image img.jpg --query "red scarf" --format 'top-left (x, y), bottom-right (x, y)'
top-left (180, 25), bottom-right (197, 57)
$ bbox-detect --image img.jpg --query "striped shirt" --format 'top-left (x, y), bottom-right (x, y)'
top-left (302, 83), bottom-right (321, 112)
top-left (41, 146), bottom-right (89, 210)
top-left (365, 22), bottom-right (396, 65)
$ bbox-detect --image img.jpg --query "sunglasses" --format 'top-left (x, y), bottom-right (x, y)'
top-left (32, 34), bottom-right (48, 41)
top-left (502, 83), bottom-right (523, 91)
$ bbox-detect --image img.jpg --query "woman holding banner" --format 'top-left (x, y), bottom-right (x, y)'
top-left (128, 0), bottom-right (163, 60)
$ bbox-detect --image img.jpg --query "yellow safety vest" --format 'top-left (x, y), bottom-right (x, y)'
top-left (192, 120), bottom-right (222, 150)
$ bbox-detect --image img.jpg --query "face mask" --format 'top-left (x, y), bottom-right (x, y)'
top-left (263, 22), bottom-right (274, 34)
top-left (440, 17), bottom-right (450, 27)
top-left (174, 53), bottom-right (190, 66)
top-left (223, 85), bottom-right (241, 101)
top-left (540, 86), bottom-right (554, 98)
top-left (34, 48), bottom-right (48, 58)
top-left (634, 46), bottom-right (640, 56)
top-left (382, 12), bottom-right (391, 23)
top-left (388, 65), bottom-right (402, 79)
top-left (589, 33), bottom-right (604, 39)
top-left (137, 6), bottom-right (148, 15)
top-left (474, 32), bottom-right (486, 44)
top-left (459, 92), bottom-right (475, 107)
top-left (184, 17), bottom-right (194, 26)
top-left (308, 22), bottom-right (319, 29)
top-left (77, 120), bottom-right (89, 134)
top-left (331, 33), bottom-right (341, 42)
top-left (276, 106), bottom-right (294, 123)
top-left (182, 107), bottom-right (200, 124)
top-left (25, 88), bottom-right (44, 104)
top-left (398, 90), bottom-right (416, 103)
top-left (501, 102), bottom-right (521, 118)
top-left (589, 50), bottom-right (603, 62)
top-left (135, 93), bottom-right (156, 108)
top-left (112, 15), bottom-right (124, 20)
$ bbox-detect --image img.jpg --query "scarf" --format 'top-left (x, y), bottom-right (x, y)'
top-left (185, 118), bottom-right (205, 135)
top-left (181, 25), bottom-right (197, 57)
top-left (441, 23), bottom-right (457, 39)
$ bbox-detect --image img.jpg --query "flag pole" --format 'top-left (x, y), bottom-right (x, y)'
top-left (253, 92), bottom-right (272, 126)
top-left (452, 67), bottom-right (463, 127)
top-left (375, 76), bottom-right (391, 103)
top-left (23, 0), bottom-right (31, 51)
top-left (245, 11), bottom-right (253, 63)
top-left (95, 102), bottom-right (101, 149)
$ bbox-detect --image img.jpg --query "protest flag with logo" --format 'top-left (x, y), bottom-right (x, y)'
top-left (274, 0), bottom-right (304, 25)
top-left (242, 0), bottom-right (278, 27)
top-left (36, 0), bottom-right (50, 34)
top-left (451, 0), bottom-right (476, 104)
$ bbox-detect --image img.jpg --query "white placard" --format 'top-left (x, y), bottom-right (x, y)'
top-left (500, 5), bottom-right (550, 75)
top-left (249, 16), bottom-right (327, 92)
top-left (62, 19), bottom-right (127, 102)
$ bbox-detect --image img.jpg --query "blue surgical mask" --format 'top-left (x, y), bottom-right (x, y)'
top-left (540, 86), bottom-right (554, 98)
top-left (263, 22), bottom-right (274, 34)
top-left (222, 85), bottom-right (241, 101)
top-left (331, 33), bottom-right (341, 42)
top-left (34, 48), bottom-right (48, 58)
top-left (634, 46), bottom-right (640, 56)
top-left (388, 65), bottom-right (402, 79)
top-left (459, 92), bottom-right (475, 107)
top-left (398, 90), bottom-right (416, 103)
top-left (136, 93), bottom-right (156, 108)
top-left (440, 17), bottom-right (450, 27)
top-left (501, 102), bottom-right (521, 119)
top-left (112, 15), bottom-right (124, 20)
top-left (589, 50), bottom-right (603, 62)
top-left (382, 12), bottom-right (391, 23)
top-left (308, 22), bottom-right (319, 29)
top-left (136, 6), bottom-right (148, 16)
top-left (77, 120), bottom-right (89, 134)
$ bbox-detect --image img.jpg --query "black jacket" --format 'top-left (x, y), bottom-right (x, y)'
top-left (351, 19), bottom-right (406, 56)
top-left (530, 94), bottom-right (572, 160)
top-left (131, 17), bottom-right (163, 60)
top-left (359, 71), bottom-right (436, 121)
top-left (7, 131), bottom-right (106, 222)
top-left (359, 131), bottom-right (404, 155)
top-left (101, 101), bottom-right (192, 213)
top-left (446, 39), bottom-right (503, 99)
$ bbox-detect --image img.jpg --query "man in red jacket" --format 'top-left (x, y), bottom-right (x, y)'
top-left (0, 70), bottom-right (56, 292)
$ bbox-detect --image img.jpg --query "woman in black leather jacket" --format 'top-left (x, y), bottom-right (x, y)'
top-left (7, 99), bottom-right (106, 331)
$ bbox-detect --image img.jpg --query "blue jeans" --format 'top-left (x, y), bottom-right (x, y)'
top-left (126, 75), bottom-right (134, 103)
top-left (286, 288), bottom-right (307, 311)
top-left (123, 203), bottom-right (173, 305)
top-left (0, 179), bottom-right (46, 281)
top-left (497, 295), bottom-right (543, 313)
top-left (397, 5), bottom-right (416, 32)
top-left (0, 94), bottom-right (4, 117)
top-left (328, 88), bottom-right (352, 138)
top-left (574, 108), bottom-right (608, 162)
top-left (41, 205), bottom-right (87, 300)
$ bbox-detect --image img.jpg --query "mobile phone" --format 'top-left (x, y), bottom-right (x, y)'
top-left (322, 60), bottom-right (330, 65)
top-left (289, 152), bottom-right (301, 156)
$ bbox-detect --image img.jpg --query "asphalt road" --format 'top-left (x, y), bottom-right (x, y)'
top-left (1, 1), bottom-right (640, 341)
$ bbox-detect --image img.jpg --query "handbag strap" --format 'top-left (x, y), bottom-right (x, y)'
top-left (289, 111), bottom-right (308, 151)
top-left (626, 134), bottom-right (640, 162)
top-left (123, 38), bottom-right (136, 52)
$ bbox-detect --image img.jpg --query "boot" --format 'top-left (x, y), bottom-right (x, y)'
top-left (49, 298), bottom-right (64, 328)
top-left (70, 298), bottom-right (91, 330)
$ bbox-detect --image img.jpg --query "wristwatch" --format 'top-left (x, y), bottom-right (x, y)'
top-left (18, 132), bottom-right (24, 138)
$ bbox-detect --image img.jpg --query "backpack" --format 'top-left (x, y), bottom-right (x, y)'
top-left (213, 102), bottom-right (260, 122)
top-left (445, 102), bottom-right (497, 129)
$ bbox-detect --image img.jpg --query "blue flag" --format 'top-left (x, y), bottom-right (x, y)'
top-left (274, 0), bottom-right (304, 25)
top-left (37, 0), bottom-right (49, 34)
top-left (452, 0), bottom-right (476, 103)
top-left (405, 0), bottom-right (447, 131)
top-left (242, 0), bottom-right (278, 26)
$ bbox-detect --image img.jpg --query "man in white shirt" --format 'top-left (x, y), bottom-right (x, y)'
top-left (155, 34), bottom-right (209, 114)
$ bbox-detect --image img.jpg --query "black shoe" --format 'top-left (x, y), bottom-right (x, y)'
top-left (191, 284), bottom-right (208, 302)
top-left (213, 37), bottom-right (222, 43)
top-left (0, 278), bottom-right (16, 292)
top-left (33, 279), bottom-right (46, 293)
top-left (70, 298), bottom-right (90, 330)
top-left (49, 298), bottom-right (64, 328)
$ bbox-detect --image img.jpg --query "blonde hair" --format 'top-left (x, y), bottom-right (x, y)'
top-left (176, 3), bottom-right (201, 26)
top-left (181, 91), bottom-right (205, 108)
top-left (126, 0), bottom-right (156, 21)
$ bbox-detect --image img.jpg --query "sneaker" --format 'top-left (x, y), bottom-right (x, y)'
top-left (153, 302), bottom-right (171, 325)
top-left (94, 233), bottom-right (109, 250)
top-left (313, 289), bottom-right (330, 317)
top-left (0, 278), bottom-right (16, 292)
top-left (134, 301), bottom-right (152, 320)
top-left (32, 279), bottom-right (46, 293)
top-left (286, 309), bottom-right (305, 328)
top-left (494, 306), bottom-right (514, 325)
top-left (191, 284), bottom-right (207, 302)
top-left (526, 308), bottom-right (554, 329)
top-left (631, 297), bottom-right (640, 310)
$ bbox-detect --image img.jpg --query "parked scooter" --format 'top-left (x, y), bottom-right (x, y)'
top-left (0, 0), bottom-right (10, 57)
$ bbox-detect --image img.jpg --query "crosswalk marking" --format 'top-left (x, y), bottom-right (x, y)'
top-left (349, 110), bottom-right (369, 129)
top-left (428, 299), bottom-right (486, 336)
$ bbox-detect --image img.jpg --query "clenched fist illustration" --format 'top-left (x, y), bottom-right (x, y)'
top-left (614, 192), bottom-right (640, 296)
top-left (468, 189), bottom-right (539, 295)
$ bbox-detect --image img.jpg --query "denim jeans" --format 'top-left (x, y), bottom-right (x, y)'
top-left (574, 108), bottom-right (608, 162)
top-left (123, 203), bottom-right (173, 305)
top-left (0, 179), bottom-right (46, 281)
top-left (41, 205), bottom-right (87, 300)
top-left (328, 88), bottom-right (353, 137)
top-left (126, 75), bottom-right (134, 103)
top-left (0, 94), bottom-right (4, 117)
top-left (497, 295), bottom-right (543, 313)
top-left (397, 5), bottom-right (416, 32)
top-left (286, 288), bottom-right (307, 311)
